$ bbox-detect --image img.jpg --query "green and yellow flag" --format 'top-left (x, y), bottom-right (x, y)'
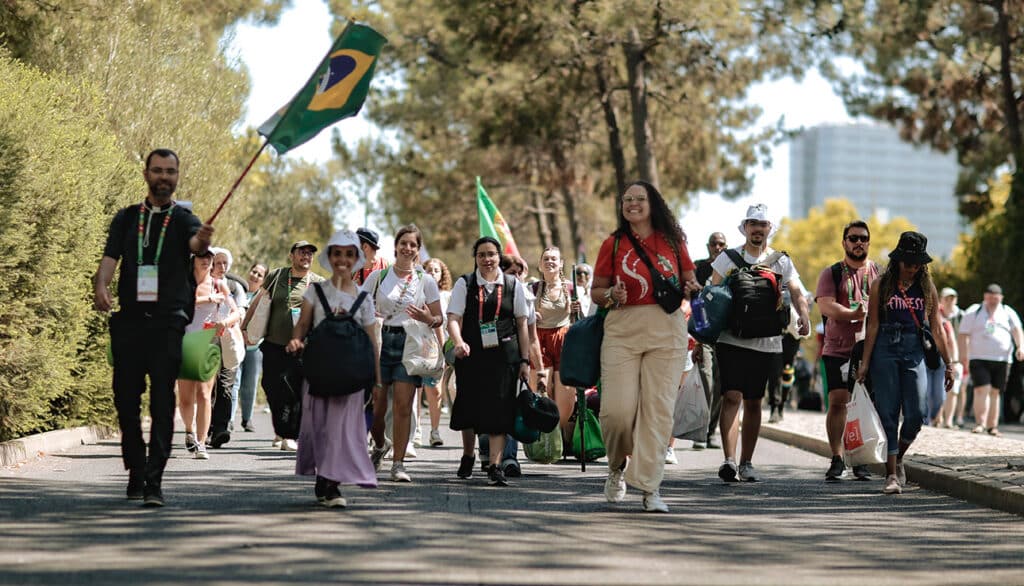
top-left (477, 177), bottom-right (520, 257)
top-left (258, 22), bottom-right (387, 154)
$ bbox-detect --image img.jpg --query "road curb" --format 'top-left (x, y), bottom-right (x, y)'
top-left (760, 423), bottom-right (1024, 517)
top-left (1, 426), bottom-right (115, 468)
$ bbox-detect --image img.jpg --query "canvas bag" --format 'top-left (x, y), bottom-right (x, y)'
top-left (843, 381), bottom-right (887, 465)
top-left (242, 269), bottom-right (282, 344)
top-left (524, 423), bottom-right (563, 464)
top-left (402, 319), bottom-right (444, 378)
top-left (672, 372), bottom-right (710, 442)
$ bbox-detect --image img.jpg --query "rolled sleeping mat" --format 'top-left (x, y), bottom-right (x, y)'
top-left (107, 328), bottom-right (222, 381)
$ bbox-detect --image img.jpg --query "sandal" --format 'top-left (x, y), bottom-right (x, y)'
top-left (987, 428), bottom-right (1002, 437)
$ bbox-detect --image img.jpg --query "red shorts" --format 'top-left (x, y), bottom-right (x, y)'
top-left (537, 325), bottom-right (569, 370)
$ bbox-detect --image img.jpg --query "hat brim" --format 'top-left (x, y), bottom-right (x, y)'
top-left (292, 245), bottom-right (318, 253)
top-left (358, 237), bottom-right (380, 250)
top-left (889, 250), bottom-right (932, 264)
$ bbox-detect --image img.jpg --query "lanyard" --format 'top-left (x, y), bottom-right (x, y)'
top-left (843, 263), bottom-right (869, 307)
top-left (137, 202), bottom-right (173, 265)
top-left (478, 283), bottom-right (503, 323)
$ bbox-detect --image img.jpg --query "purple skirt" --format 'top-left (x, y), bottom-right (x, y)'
top-left (295, 382), bottom-right (377, 488)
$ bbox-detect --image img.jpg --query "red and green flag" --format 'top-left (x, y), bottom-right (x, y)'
top-left (258, 21), bottom-right (387, 154)
top-left (477, 176), bottom-right (520, 257)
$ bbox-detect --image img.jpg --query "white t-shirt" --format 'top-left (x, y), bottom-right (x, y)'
top-left (362, 267), bottom-right (441, 327)
top-left (447, 270), bottom-right (530, 320)
top-left (711, 246), bottom-right (801, 354)
top-left (302, 282), bottom-right (376, 329)
top-left (959, 303), bottom-right (1022, 363)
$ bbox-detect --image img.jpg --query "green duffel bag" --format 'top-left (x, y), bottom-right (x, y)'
top-left (572, 408), bottom-right (606, 462)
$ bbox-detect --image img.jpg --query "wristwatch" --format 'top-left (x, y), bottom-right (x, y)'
top-left (519, 358), bottom-right (530, 365)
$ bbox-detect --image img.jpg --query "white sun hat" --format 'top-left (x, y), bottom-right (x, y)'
top-left (209, 247), bottom-right (233, 272)
top-left (319, 229), bottom-right (366, 273)
top-left (737, 203), bottom-right (777, 238)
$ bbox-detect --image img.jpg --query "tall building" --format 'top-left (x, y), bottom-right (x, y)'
top-left (789, 123), bottom-right (962, 257)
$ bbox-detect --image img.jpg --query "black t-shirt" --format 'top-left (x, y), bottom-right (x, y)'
top-left (103, 202), bottom-right (202, 320)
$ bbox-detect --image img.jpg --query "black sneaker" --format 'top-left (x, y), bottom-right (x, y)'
top-left (209, 430), bottom-right (231, 449)
top-left (826, 456), bottom-right (845, 481)
top-left (488, 464), bottom-right (508, 486)
top-left (457, 455), bottom-right (475, 479)
top-left (142, 486), bottom-right (165, 508)
top-left (852, 464), bottom-right (872, 481)
top-left (503, 460), bottom-right (522, 478)
top-left (126, 469), bottom-right (145, 500)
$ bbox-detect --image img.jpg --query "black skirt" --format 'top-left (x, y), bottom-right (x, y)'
top-left (449, 343), bottom-right (518, 435)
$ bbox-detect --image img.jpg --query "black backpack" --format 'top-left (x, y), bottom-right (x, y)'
top-left (724, 249), bottom-right (791, 338)
top-left (302, 284), bottom-right (375, 398)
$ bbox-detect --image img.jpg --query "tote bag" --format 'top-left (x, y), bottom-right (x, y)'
top-left (844, 381), bottom-right (887, 465)
top-left (672, 373), bottom-right (710, 442)
top-left (242, 269), bottom-right (282, 344)
top-left (402, 319), bottom-right (445, 378)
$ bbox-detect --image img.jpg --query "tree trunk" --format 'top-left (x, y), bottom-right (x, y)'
top-left (559, 186), bottom-right (586, 263)
top-left (532, 188), bottom-right (554, 251)
top-left (594, 61), bottom-right (627, 197)
top-left (625, 30), bottom-right (660, 190)
top-left (996, 0), bottom-right (1024, 208)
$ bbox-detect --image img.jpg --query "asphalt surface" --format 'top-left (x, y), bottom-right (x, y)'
top-left (2, 411), bottom-right (1024, 585)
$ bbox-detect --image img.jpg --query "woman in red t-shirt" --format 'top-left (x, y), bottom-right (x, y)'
top-left (590, 180), bottom-right (697, 513)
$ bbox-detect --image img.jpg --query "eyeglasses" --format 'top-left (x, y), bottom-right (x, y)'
top-left (845, 235), bottom-right (870, 243)
top-left (293, 249), bottom-right (315, 257)
top-left (621, 195), bottom-right (648, 203)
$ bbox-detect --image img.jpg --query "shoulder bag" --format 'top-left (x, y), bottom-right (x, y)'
top-left (898, 288), bottom-right (941, 370)
top-left (242, 268), bottom-right (283, 344)
top-left (623, 231), bottom-right (685, 314)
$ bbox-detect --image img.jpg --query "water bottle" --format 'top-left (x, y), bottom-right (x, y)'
top-left (691, 290), bottom-right (710, 333)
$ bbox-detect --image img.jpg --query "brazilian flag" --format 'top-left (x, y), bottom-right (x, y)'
top-left (258, 22), bottom-right (387, 154)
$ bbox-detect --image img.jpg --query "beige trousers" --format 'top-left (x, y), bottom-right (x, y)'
top-left (600, 304), bottom-right (687, 493)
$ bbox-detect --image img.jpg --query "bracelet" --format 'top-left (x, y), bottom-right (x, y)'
top-left (519, 358), bottom-right (530, 365)
top-left (374, 383), bottom-right (384, 389)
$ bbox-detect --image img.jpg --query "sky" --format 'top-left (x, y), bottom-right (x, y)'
top-left (227, 1), bottom-right (856, 258)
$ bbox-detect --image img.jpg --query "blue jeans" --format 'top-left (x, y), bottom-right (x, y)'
top-left (478, 434), bottom-right (518, 464)
top-left (870, 324), bottom-right (927, 455)
top-left (925, 365), bottom-right (946, 423)
top-left (237, 346), bottom-right (262, 425)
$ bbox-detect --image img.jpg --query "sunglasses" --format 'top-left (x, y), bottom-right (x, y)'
top-left (845, 235), bottom-right (870, 243)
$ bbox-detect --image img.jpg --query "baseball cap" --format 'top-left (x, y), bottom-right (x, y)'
top-left (356, 228), bottom-right (380, 250)
top-left (290, 240), bottom-right (318, 253)
top-left (940, 287), bottom-right (958, 298)
top-left (985, 283), bottom-right (1003, 295)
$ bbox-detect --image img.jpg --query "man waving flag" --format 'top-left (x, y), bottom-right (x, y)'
top-left (477, 177), bottom-right (520, 257)
top-left (258, 21), bottom-right (387, 154)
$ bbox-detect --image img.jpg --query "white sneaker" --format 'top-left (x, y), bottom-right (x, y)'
top-left (429, 429), bottom-right (444, 447)
top-left (738, 461), bottom-right (760, 482)
top-left (604, 467), bottom-right (627, 503)
top-left (413, 427), bottom-right (423, 448)
top-left (664, 447), bottom-right (678, 465)
top-left (642, 491), bottom-right (669, 513)
top-left (390, 462), bottom-right (411, 482)
top-left (272, 436), bottom-right (283, 448)
top-left (281, 439), bottom-right (297, 452)
top-left (405, 443), bottom-right (418, 459)
top-left (194, 443), bottom-right (209, 460)
top-left (371, 439), bottom-right (392, 472)
top-left (896, 460), bottom-right (907, 486)
top-left (441, 406), bottom-right (450, 415)
top-left (883, 474), bottom-right (902, 494)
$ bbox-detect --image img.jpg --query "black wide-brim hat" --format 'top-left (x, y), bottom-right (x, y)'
top-left (889, 231), bottom-right (933, 264)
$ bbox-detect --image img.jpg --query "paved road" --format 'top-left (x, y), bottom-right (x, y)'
top-left (2, 412), bottom-right (1023, 585)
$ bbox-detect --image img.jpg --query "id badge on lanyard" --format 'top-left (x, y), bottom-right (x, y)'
top-left (137, 265), bottom-right (159, 302)
top-left (479, 283), bottom-right (502, 349)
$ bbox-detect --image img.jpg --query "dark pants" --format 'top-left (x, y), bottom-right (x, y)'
top-left (209, 362), bottom-right (237, 437)
top-left (697, 343), bottom-right (723, 440)
top-left (110, 313), bottom-right (185, 487)
top-left (260, 341), bottom-right (303, 439)
top-left (768, 335), bottom-right (802, 411)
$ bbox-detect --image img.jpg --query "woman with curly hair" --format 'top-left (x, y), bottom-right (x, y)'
top-left (590, 180), bottom-right (697, 512)
top-left (421, 257), bottom-right (453, 447)
top-left (857, 231), bottom-right (954, 495)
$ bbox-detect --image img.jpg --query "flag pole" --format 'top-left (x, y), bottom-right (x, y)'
top-left (207, 139), bottom-right (268, 225)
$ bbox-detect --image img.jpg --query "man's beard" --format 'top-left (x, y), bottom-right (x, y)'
top-left (149, 181), bottom-right (175, 199)
top-left (845, 249), bottom-right (867, 261)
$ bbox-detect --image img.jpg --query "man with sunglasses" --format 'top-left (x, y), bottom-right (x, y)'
top-left (815, 221), bottom-right (878, 481)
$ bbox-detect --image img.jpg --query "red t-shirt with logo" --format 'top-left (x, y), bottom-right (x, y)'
top-left (594, 231), bottom-right (695, 306)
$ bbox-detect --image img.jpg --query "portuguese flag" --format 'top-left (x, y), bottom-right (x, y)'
top-left (477, 177), bottom-right (520, 257)
top-left (258, 21), bottom-right (387, 154)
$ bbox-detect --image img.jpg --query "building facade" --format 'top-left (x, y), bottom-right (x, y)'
top-left (789, 123), bottom-right (962, 257)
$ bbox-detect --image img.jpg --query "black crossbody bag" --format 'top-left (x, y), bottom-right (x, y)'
top-left (623, 231), bottom-right (685, 314)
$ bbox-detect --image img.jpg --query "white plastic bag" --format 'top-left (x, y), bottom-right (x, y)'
top-left (844, 381), bottom-right (887, 465)
top-left (401, 320), bottom-right (444, 378)
top-left (672, 371), bottom-right (710, 441)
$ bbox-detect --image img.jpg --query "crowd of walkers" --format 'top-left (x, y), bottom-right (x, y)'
top-left (95, 149), bottom-right (1023, 509)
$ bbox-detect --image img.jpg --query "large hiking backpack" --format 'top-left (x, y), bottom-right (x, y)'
top-left (724, 249), bottom-right (791, 338)
top-left (303, 284), bottom-right (376, 397)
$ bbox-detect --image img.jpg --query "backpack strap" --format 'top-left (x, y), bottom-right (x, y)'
top-left (312, 282), bottom-right (333, 316)
top-left (372, 267), bottom-right (390, 303)
top-left (349, 290), bottom-right (369, 316)
top-left (723, 248), bottom-right (750, 270)
top-left (830, 262), bottom-right (843, 294)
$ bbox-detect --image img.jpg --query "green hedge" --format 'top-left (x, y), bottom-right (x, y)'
top-left (0, 57), bottom-right (134, 441)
